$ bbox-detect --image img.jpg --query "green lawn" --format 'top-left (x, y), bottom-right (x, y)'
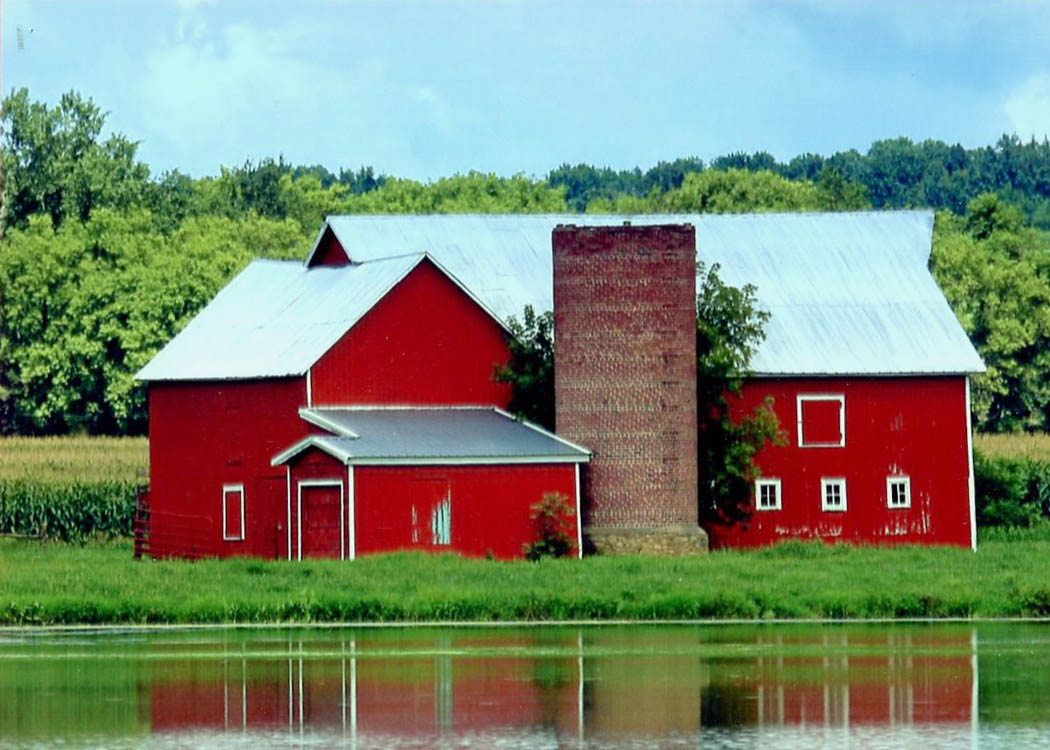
top-left (2, 534), bottom-right (1049, 626)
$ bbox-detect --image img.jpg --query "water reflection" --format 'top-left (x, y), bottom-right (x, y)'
top-left (1, 623), bottom-right (1047, 748)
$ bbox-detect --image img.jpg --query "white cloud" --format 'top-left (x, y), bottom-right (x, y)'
top-left (1005, 72), bottom-right (1050, 142)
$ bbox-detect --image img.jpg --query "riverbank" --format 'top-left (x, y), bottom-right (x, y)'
top-left (3, 531), bottom-right (1050, 625)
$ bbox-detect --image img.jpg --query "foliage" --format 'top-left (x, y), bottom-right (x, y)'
top-left (0, 88), bottom-right (151, 235)
top-left (494, 306), bottom-right (555, 429)
top-left (695, 263), bottom-right (786, 527)
top-left (930, 196), bottom-right (1050, 431)
top-left (522, 492), bottom-right (576, 561)
top-left (0, 479), bottom-right (136, 541)
top-left (973, 451), bottom-right (1050, 527)
top-left (0, 210), bottom-right (308, 434)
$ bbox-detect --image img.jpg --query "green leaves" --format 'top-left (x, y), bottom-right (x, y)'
top-left (494, 306), bottom-right (555, 430)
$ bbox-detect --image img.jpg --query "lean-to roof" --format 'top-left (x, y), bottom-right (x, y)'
top-left (272, 406), bottom-right (590, 465)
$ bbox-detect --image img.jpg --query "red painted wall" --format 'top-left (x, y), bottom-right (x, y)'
top-left (311, 259), bottom-right (512, 408)
top-left (354, 464), bottom-right (578, 559)
top-left (148, 378), bottom-right (307, 559)
top-left (707, 376), bottom-right (973, 549)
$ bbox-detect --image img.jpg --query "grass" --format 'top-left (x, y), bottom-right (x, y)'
top-left (3, 535), bottom-right (1050, 626)
top-left (0, 436), bottom-right (148, 482)
top-left (974, 432), bottom-right (1050, 462)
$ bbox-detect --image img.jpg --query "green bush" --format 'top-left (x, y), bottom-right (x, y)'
top-left (974, 450), bottom-right (1050, 527)
top-left (0, 479), bottom-right (137, 541)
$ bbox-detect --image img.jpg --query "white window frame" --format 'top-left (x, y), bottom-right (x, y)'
top-left (887, 476), bottom-right (911, 509)
top-left (222, 483), bottom-right (246, 541)
top-left (797, 394), bottom-right (846, 448)
top-left (755, 478), bottom-right (782, 511)
top-left (821, 477), bottom-right (847, 512)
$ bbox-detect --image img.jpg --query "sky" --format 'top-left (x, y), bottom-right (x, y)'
top-left (3, 0), bottom-right (1050, 181)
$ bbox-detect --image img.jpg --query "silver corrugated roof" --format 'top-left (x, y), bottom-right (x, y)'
top-left (272, 407), bottom-right (590, 465)
top-left (322, 212), bottom-right (984, 376)
top-left (137, 254), bottom-right (426, 381)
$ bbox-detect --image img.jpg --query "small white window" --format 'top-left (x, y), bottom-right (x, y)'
top-left (222, 483), bottom-right (245, 541)
top-left (755, 478), bottom-right (782, 511)
top-left (821, 478), bottom-right (847, 512)
top-left (887, 476), bottom-right (911, 509)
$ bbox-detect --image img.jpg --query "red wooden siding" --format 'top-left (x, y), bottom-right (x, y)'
top-left (148, 378), bottom-right (308, 559)
top-left (355, 464), bottom-right (578, 560)
top-left (709, 376), bottom-right (973, 549)
top-left (310, 229), bottom-right (350, 266)
top-left (310, 259), bottom-right (512, 407)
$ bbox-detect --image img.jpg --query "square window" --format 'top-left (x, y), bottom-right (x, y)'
top-left (797, 395), bottom-right (845, 447)
top-left (755, 478), bottom-right (782, 511)
top-left (887, 476), bottom-right (911, 509)
top-left (821, 478), bottom-right (847, 512)
top-left (223, 484), bottom-right (245, 541)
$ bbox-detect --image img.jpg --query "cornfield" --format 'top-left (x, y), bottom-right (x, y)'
top-left (974, 433), bottom-right (1050, 462)
top-left (0, 437), bottom-right (146, 540)
top-left (0, 437), bottom-right (148, 482)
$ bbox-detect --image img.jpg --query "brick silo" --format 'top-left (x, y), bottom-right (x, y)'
top-left (552, 224), bottom-right (707, 555)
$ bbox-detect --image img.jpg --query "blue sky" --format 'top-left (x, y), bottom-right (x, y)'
top-left (3, 0), bottom-right (1050, 180)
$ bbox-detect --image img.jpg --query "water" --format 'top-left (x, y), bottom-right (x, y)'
top-left (1, 622), bottom-right (1049, 748)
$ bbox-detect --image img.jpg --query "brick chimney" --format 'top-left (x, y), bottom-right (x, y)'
top-left (553, 224), bottom-right (707, 555)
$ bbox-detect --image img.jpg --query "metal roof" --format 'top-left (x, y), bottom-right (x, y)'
top-left (137, 254), bottom-right (427, 381)
top-left (271, 407), bottom-right (591, 465)
top-left (322, 212), bottom-right (984, 376)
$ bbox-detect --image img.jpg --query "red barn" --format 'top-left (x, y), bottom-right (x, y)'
top-left (139, 211), bottom-right (982, 557)
top-left (136, 248), bottom-right (589, 560)
top-left (307, 212), bottom-right (982, 551)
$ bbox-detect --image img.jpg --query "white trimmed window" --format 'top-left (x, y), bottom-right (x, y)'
top-left (222, 483), bottom-right (245, 541)
top-left (887, 476), bottom-right (911, 509)
top-left (755, 478), bottom-right (782, 511)
top-left (797, 395), bottom-right (845, 447)
top-left (821, 478), bottom-right (847, 512)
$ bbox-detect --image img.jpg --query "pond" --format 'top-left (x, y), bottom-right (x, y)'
top-left (0, 622), bottom-right (1048, 748)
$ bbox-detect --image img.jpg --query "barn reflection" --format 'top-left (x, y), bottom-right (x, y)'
top-left (144, 626), bottom-right (978, 744)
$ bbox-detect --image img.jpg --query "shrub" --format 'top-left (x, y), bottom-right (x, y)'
top-left (973, 450), bottom-right (1050, 527)
top-left (523, 492), bottom-right (576, 560)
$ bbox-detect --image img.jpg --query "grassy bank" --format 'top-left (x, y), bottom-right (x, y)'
top-left (4, 534), bottom-right (1050, 626)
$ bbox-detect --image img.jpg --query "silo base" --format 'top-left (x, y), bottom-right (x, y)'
top-left (584, 525), bottom-right (709, 556)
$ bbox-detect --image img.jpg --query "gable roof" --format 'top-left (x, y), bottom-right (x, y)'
top-left (136, 252), bottom-right (507, 382)
top-left (271, 406), bottom-right (590, 466)
top-left (317, 212), bottom-right (984, 376)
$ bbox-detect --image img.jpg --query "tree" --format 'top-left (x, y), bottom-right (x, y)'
top-left (695, 262), bottom-right (786, 526)
top-left (1, 88), bottom-right (150, 235)
top-left (494, 306), bottom-right (555, 430)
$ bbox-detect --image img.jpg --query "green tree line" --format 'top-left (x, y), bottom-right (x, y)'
top-left (3, 87), bottom-right (1050, 435)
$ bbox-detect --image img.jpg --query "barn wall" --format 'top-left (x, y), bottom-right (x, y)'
top-left (709, 375), bottom-right (973, 548)
top-left (354, 464), bottom-right (579, 560)
top-left (311, 260), bottom-right (512, 407)
top-left (148, 377), bottom-right (308, 559)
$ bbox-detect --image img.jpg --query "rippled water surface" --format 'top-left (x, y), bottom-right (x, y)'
top-left (2, 622), bottom-right (1049, 748)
